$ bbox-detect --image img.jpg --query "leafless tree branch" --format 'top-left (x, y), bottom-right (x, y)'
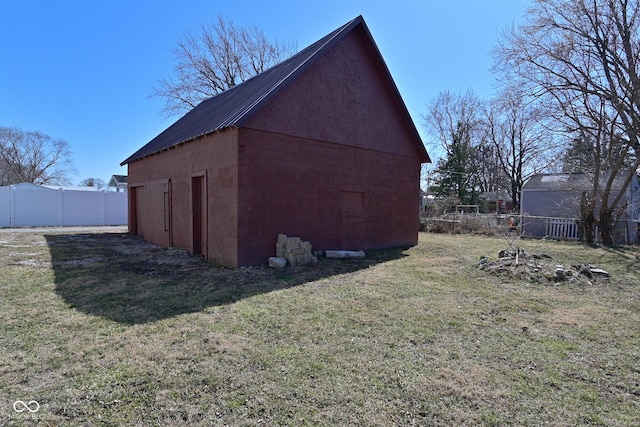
top-left (151, 15), bottom-right (297, 118)
top-left (494, 0), bottom-right (640, 244)
top-left (0, 126), bottom-right (76, 185)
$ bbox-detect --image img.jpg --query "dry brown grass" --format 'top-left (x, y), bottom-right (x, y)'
top-left (0, 229), bottom-right (639, 426)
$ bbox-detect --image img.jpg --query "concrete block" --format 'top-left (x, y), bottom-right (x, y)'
top-left (274, 233), bottom-right (316, 267)
top-left (287, 247), bottom-right (305, 256)
top-left (286, 237), bottom-right (301, 246)
top-left (269, 257), bottom-right (287, 269)
top-left (325, 250), bottom-right (366, 259)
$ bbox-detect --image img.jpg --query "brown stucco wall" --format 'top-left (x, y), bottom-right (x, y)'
top-left (127, 128), bottom-right (240, 266)
top-left (235, 26), bottom-right (425, 265)
top-left (244, 27), bottom-right (427, 161)
top-left (236, 128), bottom-right (421, 266)
top-left (130, 178), bottom-right (171, 247)
top-left (126, 23), bottom-right (426, 267)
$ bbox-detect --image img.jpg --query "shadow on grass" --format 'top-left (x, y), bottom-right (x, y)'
top-left (45, 233), bottom-right (409, 325)
top-left (599, 244), bottom-right (640, 274)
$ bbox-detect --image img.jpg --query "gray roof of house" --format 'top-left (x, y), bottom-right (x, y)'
top-left (122, 15), bottom-right (427, 165)
top-left (109, 175), bottom-right (128, 185)
top-left (522, 172), bottom-right (639, 191)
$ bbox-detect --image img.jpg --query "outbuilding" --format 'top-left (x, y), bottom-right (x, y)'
top-left (520, 172), bottom-right (640, 244)
top-left (121, 16), bottom-right (430, 266)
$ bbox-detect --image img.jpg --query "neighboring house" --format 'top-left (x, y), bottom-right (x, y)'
top-left (480, 191), bottom-right (514, 214)
top-left (520, 172), bottom-right (640, 244)
top-left (108, 175), bottom-right (128, 192)
top-left (121, 16), bottom-right (430, 267)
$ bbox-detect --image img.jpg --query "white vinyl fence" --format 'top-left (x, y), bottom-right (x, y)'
top-left (545, 217), bottom-right (580, 240)
top-left (0, 183), bottom-right (127, 227)
top-left (520, 214), bottom-right (639, 244)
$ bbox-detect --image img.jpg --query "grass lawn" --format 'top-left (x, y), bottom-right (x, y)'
top-left (1, 230), bottom-right (639, 426)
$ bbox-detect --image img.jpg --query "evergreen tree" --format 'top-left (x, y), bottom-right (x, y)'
top-left (430, 121), bottom-right (479, 205)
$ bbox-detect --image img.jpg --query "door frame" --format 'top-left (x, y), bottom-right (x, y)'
top-left (191, 172), bottom-right (208, 258)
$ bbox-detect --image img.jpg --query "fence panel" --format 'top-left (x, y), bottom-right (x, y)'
top-left (0, 187), bottom-right (10, 227)
top-left (545, 217), bottom-right (579, 240)
top-left (13, 186), bottom-right (63, 226)
top-left (0, 184), bottom-right (127, 227)
top-left (63, 190), bottom-right (105, 226)
top-left (105, 192), bottom-right (128, 225)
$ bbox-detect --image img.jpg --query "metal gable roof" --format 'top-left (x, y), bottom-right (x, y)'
top-left (121, 15), bottom-right (429, 165)
top-left (121, 17), bottom-right (360, 165)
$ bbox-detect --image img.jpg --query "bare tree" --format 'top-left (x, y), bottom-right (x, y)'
top-left (152, 15), bottom-right (297, 117)
top-left (0, 126), bottom-right (75, 186)
top-left (577, 103), bottom-right (639, 243)
top-left (483, 85), bottom-right (557, 208)
top-left (473, 140), bottom-right (508, 196)
top-left (80, 177), bottom-right (106, 190)
top-left (422, 89), bottom-right (483, 157)
top-left (422, 90), bottom-right (485, 205)
top-left (494, 0), bottom-right (640, 245)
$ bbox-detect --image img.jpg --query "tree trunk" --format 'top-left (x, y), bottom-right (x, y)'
top-left (598, 208), bottom-right (616, 246)
top-left (579, 192), bottom-right (596, 244)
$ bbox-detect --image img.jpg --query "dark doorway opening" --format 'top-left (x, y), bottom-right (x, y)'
top-left (191, 176), bottom-right (206, 256)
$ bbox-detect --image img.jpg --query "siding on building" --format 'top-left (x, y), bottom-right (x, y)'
top-left (521, 172), bottom-right (640, 244)
top-left (123, 16), bottom-right (430, 266)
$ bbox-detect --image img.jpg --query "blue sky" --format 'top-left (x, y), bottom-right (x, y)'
top-left (0, 1), bottom-right (529, 184)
